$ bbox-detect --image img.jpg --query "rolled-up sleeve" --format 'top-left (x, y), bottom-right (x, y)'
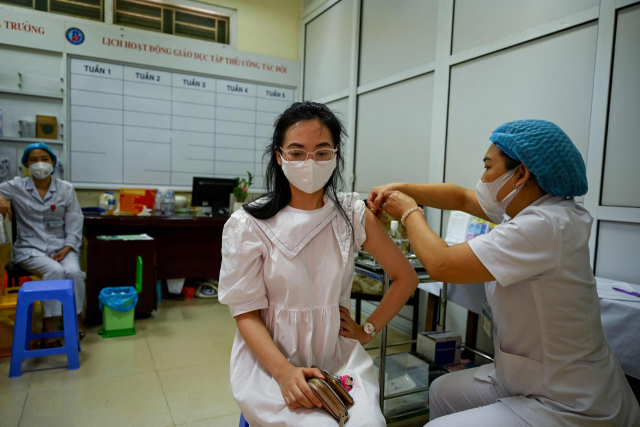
top-left (218, 212), bottom-right (268, 318)
top-left (64, 186), bottom-right (83, 251)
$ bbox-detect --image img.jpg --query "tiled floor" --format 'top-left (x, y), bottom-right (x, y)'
top-left (1, 298), bottom-right (416, 427)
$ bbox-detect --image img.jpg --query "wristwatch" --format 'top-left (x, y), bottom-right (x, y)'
top-left (362, 322), bottom-right (377, 339)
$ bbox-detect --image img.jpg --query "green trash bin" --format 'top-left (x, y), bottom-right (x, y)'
top-left (98, 256), bottom-right (143, 338)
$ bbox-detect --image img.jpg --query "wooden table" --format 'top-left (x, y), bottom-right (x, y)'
top-left (83, 214), bottom-right (227, 325)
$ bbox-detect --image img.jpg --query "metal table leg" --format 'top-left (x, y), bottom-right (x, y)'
top-left (378, 271), bottom-right (390, 411)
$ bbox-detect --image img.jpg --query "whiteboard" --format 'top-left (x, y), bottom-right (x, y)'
top-left (69, 58), bottom-right (295, 189)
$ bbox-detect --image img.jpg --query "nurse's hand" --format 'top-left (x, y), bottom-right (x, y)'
top-left (0, 196), bottom-right (11, 221)
top-left (338, 307), bottom-right (372, 345)
top-left (50, 246), bottom-right (71, 262)
top-left (274, 365), bottom-right (325, 410)
top-left (367, 183), bottom-right (400, 219)
top-left (382, 191), bottom-right (418, 220)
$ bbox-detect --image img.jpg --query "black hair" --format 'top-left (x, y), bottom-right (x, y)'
top-left (243, 102), bottom-right (353, 239)
top-left (498, 150), bottom-right (522, 171)
top-left (496, 146), bottom-right (539, 183)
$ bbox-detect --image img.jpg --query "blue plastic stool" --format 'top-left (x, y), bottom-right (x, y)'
top-left (9, 280), bottom-right (81, 378)
top-left (239, 413), bottom-right (249, 427)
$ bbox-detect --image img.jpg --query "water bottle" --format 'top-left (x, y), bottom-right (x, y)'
top-left (202, 201), bottom-right (212, 217)
top-left (154, 190), bottom-right (163, 215)
top-left (164, 191), bottom-right (175, 216)
top-left (389, 221), bottom-right (408, 255)
top-left (107, 192), bottom-right (116, 215)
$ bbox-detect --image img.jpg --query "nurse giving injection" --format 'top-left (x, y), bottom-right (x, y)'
top-left (0, 143), bottom-right (86, 348)
top-left (368, 120), bottom-right (639, 427)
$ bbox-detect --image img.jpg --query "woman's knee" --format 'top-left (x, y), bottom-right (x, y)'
top-left (44, 263), bottom-right (66, 280)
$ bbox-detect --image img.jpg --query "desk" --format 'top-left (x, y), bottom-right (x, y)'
top-left (83, 214), bottom-right (227, 325)
top-left (83, 214), bottom-right (227, 279)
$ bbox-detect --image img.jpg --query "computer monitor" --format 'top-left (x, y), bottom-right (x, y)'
top-left (191, 177), bottom-right (236, 216)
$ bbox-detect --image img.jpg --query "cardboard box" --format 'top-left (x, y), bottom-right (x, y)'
top-left (119, 188), bottom-right (156, 214)
top-left (36, 115), bottom-right (57, 139)
top-left (416, 331), bottom-right (462, 366)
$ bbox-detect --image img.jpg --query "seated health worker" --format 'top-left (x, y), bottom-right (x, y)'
top-left (218, 102), bottom-right (419, 426)
top-left (368, 120), bottom-right (640, 426)
top-left (0, 143), bottom-right (85, 347)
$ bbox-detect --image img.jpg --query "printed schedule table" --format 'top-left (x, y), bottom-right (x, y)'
top-left (69, 58), bottom-right (294, 188)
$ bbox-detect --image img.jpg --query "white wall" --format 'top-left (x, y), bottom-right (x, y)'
top-left (301, 0), bottom-right (640, 348)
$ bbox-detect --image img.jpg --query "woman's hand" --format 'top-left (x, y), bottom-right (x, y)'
top-left (338, 306), bottom-right (372, 345)
top-left (50, 246), bottom-right (71, 262)
top-left (274, 364), bottom-right (325, 410)
top-left (367, 183), bottom-right (400, 219)
top-left (0, 196), bottom-right (11, 221)
top-left (382, 191), bottom-right (419, 220)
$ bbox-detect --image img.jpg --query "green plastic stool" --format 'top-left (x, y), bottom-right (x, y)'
top-left (98, 256), bottom-right (143, 338)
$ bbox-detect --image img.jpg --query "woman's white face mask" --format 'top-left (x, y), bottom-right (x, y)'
top-left (281, 157), bottom-right (336, 194)
top-left (476, 167), bottom-right (526, 224)
top-left (29, 162), bottom-right (54, 180)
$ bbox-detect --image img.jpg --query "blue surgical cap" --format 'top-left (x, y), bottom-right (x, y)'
top-left (488, 120), bottom-right (588, 197)
top-left (22, 142), bottom-right (58, 169)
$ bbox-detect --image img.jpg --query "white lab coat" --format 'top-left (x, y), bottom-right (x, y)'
top-left (218, 193), bottom-right (386, 427)
top-left (0, 177), bottom-right (85, 317)
top-left (429, 195), bottom-right (640, 426)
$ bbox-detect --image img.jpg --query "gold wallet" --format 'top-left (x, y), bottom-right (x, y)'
top-left (308, 366), bottom-right (354, 426)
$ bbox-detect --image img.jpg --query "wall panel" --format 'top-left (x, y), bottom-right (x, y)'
top-left (452, 0), bottom-right (599, 54)
top-left (304, 0), bottom-right (355, 100)
top-left (354, 74), bottom-right (433, 193)
top-left (601, 4), bottom-right (640, 207)
top-left (359, 0), bottom-right (437, 85)
top-left (445, 23), bottom-right (598, 191)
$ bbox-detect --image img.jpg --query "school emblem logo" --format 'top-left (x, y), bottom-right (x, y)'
top-left (65, 28), bottom-right (85, 45)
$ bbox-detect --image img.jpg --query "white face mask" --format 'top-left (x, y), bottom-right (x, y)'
top-left (281, 157), bottom-right (336, 194)
top-left (29, 162), bottom-right (54, 180)
top-left (476, 168), bottom-right (526, 224)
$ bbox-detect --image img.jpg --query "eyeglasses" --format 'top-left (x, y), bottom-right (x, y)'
top-left (280, 148), bottom-right (338, 162)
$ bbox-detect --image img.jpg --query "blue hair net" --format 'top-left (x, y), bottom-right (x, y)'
top-left (22, 142), bottom-right (58, 170)
top-left (489, 120), bottom-right (588, 197)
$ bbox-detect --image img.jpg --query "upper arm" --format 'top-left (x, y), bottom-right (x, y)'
top-left (362, 208), bottom-right (417, 284)
top-left (0, 181), bottom-right (14, 201)
top-left (430, 242), bottom-right (495, 283)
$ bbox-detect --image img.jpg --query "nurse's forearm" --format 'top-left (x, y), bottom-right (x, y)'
top-left (396, 183), bottom-right (467, 210)
top-left (396, 183), bottom-right (487, 219)
top-left (235, 310), bottom-right (293, 378)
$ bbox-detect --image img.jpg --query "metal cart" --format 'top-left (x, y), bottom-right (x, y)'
top-left (355, 252), bottom-right (442, 422)
top-left (356, 252), bottom-right (495, 422)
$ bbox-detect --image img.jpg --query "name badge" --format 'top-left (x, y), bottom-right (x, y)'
top-left (481, 298), bottom-right (493, 340)
top-left (45, 217), bottom-right (63, 229)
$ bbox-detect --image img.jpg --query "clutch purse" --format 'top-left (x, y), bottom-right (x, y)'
top-left (307, 366), bottom-right (354, 426)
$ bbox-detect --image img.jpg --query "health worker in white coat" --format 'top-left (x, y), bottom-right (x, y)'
top-left (368, 120), bottom-right (640, 427)
top-left (0, 143), bottom-right (86, 348)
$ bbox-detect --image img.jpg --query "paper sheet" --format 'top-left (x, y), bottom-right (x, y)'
top-left (97, 233), bottom-right (154, 241)
top-left (0, 147), bottom-right (17, 183)
top-left (418, 281), bottom-right (444, 296)
top-left (595, 277), bottom-right (640, 302)
top-left (445, 211), bottom-right (470, 245)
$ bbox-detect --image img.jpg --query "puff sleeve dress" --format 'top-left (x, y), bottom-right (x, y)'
top-left (219, 192), bottom-right (386, 427)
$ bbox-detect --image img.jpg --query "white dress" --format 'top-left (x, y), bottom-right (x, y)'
top-left (219, 192), bottom-right (386, 427)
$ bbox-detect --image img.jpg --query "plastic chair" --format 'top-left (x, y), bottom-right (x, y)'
top-left (239, 413), bottom-right (249, 427)
top-left (9, 280), bottom-right (81, 378)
